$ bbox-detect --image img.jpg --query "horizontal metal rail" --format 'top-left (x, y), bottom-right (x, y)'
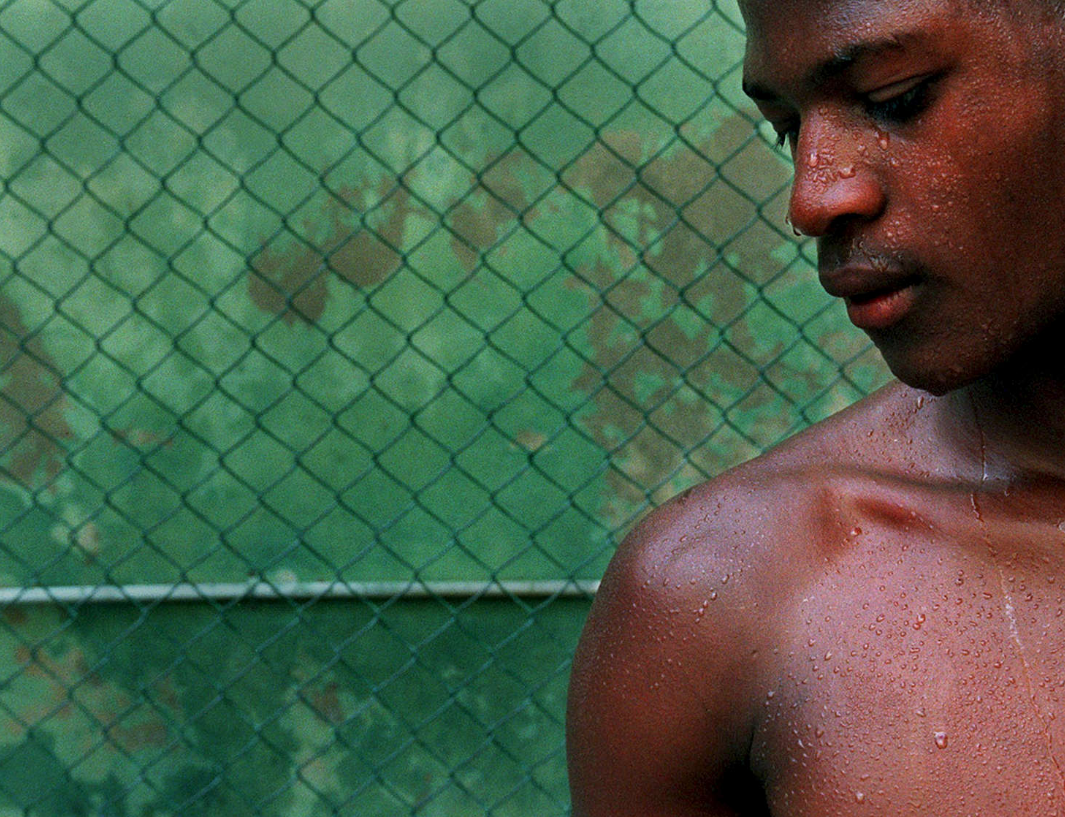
top-left (0, 579), bottom-right (600, 605)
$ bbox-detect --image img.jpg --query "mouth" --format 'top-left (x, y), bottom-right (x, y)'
top-left (844, 284), bottom-right (920, 331)
top-left (820, 264), bottom-right (922, 331)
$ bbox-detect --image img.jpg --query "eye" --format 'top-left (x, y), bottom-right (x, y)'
top-left (863, 74), bottom-right (937, 124)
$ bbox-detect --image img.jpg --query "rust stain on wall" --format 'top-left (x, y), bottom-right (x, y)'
top-left (564, 116), bottom-right (794, 517)
top-left (243, 116), bottom-right (794, 521)
top-left (448, 151), bottom-right (533, 272)
top-left (0, 295), bottom-right (72, 488)
top-left (249, 178), bottom-right (417, 324)
top-left (308, 680), bottom-right (345, 724)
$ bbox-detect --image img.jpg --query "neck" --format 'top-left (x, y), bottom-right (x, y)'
top-left (954, 365), bottom-right (1065, 485)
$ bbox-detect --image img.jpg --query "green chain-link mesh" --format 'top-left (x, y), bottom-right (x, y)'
top-left (0, 0), bottom-right (888, 813)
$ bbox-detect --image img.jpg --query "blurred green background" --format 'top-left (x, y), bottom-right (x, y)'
top-left (0, 0), bottom-right (888, 813)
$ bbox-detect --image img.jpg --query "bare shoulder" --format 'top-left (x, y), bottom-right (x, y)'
top-left (567, 383), bottom-right (935, 816)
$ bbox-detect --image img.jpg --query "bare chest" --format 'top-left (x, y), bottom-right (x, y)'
top-left (754, 518), bottom-right (1065, 816)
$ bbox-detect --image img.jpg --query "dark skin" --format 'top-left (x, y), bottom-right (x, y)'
top-left (567, 0), bottom-right (1065, 814)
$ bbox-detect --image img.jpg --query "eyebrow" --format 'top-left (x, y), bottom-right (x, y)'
top-left (743, 34), bottom-right (911, 102)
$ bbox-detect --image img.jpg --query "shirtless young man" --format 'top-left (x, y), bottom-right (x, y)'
top-left (566, 0), bottom-right (1065, 814)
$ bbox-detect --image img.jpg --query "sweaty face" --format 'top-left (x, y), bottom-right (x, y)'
top-left (741, 0), bottom-right (1065, 394)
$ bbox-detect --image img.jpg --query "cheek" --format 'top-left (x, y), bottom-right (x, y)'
top-left (894, 126), bottom-right (1060, 274)
top-left (952, 91), bottom-right (1065, 242)
top-left (886, 151), bottom-right (979, 259)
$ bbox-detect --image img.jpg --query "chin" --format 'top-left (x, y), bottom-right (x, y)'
top-left (891, 370), bottom-right (960, 397)
top-left (877, 347), bottom-right (984, 397)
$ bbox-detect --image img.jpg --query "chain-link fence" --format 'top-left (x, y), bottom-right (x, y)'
top-left (0, 0), bottom-right (889, 814)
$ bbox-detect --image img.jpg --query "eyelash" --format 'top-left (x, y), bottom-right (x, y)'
top-left (770, 77), bottom-right (936, 151)
top-left (865, 77), bottom-right (935, 123)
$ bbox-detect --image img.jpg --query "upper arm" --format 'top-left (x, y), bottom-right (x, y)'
top-left (566, 492), bottom-right (776, 817)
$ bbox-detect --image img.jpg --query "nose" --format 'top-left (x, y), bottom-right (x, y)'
top-left (788, 120), bottom-right (885, 238)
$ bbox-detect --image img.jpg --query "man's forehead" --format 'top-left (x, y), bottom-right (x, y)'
top-left (740, 0), bottom-right (954, 94)
top-left (740, 0), bottom-right (953, 36)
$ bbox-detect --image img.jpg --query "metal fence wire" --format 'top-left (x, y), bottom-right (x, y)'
top-left (0, 0), bottom-right (889, 814)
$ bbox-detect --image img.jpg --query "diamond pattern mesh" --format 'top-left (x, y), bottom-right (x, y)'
top-left (0, 0), bottom-right (887, 813)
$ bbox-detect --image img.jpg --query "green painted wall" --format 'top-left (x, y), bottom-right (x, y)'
top-left (1, 598), bottom-right (582, 815)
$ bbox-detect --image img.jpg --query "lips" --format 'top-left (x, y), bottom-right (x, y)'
top-left (819, 264), bottom-right (922, 331)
